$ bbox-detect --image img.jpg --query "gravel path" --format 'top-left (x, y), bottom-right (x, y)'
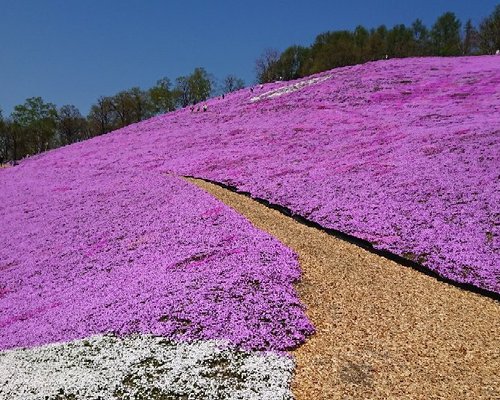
top-left (189, 178), bottom-right (500, 399)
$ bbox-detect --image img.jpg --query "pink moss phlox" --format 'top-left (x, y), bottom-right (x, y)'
top-left (1, 56), bottom-right (498, 353)
top-left (0, 167), bottom-right (313, 351)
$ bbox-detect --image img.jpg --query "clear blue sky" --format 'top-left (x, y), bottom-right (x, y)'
top-left (0, 0), bottom-right (497, 115)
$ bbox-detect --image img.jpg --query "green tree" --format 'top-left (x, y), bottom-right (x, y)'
top-left (411, 19), bottom-right (430, 55)
top-left (354, 25), bottom-right (370, 62)
top-left (87, 96), bottom-right (116, 136)
top-left (111, 90), bottom-right (134, 127)
top-left (149, 77), bottom-right (175, 115)
top-left (479, 5), bottom-right (500, 54)
top-left (0, 118), bottom-right (30, 161)
top-left (368, 25), bottom-right (388, 60)
top-left (107, 87), bottom-right (151, 129)
top-left (309, 30), bottom-right (357, 73)
top-left (387, 24), bottom-right (415, 57)
top-left (276, 45), bottom-right (310, 80)
top-left (431, 12), bottom-right (462, 56)
top-left (174, 75), bottom-right (191, 108)
top-left (189, 68), bottom-right (213, 104)
top-left (463, 19), bottom-right (479, 55)
top-left (57, 105), bottom-right (87, 145)
top-left (11, 97), bottom-right (58, 155)
top-left (174, 68), bottom-right (213, 107)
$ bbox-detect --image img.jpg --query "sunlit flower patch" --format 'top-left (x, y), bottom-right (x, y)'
top-left (1, 55), bottom-right (498, 397)
top-left (0, 168), bottom-right (313, 351)
top-left (113, 56), bottom-right (498, 293)
top-left (0, 334), bottom-right (294, 399)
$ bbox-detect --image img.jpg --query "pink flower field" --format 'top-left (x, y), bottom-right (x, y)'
top-left (0, 56), bottom-right (498, 360)
top-left (128, 56), bottom-right (498, 294)
top-left (0, 156), bottom-right (313, 351)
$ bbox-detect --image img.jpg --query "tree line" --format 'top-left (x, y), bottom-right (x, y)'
top-left (1, 6), bottom-right (498, 163)
top-left (256, 6), bottom-right (500, 82)
top-left (0, 68), bottom-right (244, 163)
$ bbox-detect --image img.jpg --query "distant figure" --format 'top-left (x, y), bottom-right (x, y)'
top-left (197, 106), bottom-right (200, 112)
top-left (250, 87), bottom-right (254, 93)
top-left (496, 49), bottom-right (500, 55)
top-left (385, 54), bottom-right (389, 60)
top-left (203, 104), bottom-right (207, 112)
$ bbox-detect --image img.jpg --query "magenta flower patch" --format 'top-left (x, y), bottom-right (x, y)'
top-left (0, 163), bottom-right (313, 351)
top-left (1, 56), bottom-right (498, 354)
top-left (113, 56), bottom-right (498, 293)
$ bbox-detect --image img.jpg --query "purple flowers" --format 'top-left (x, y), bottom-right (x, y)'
top-left (0, 165), bottom-right (313, 351)
top-left (126, 56), bottom-right (498, 293)
top-left (0, 55), bottom-right (498, 353)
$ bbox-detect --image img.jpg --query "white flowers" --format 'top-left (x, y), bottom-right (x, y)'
top-left (250, 75), bottom-right (332, 102)
top-left (0, 334), bottom-right (295, 399)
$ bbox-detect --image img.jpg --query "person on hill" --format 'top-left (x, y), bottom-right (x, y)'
top-left (203, 104), bottom-right (208, 112)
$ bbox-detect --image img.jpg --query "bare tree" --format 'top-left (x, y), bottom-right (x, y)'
top-left (255, 48), bottom-right (281, 83)
top-left (88, 96), bottom-right (116, 136)
top-left (223, 75), bottom-right (245, 93)
top-left (57, 105), bottom-right (87, 145)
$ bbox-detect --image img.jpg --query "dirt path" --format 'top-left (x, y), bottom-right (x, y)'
top-left (188, 178), bottom-right (500, 399)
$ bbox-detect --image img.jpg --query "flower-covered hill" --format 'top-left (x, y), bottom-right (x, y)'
top-left (0, 145), bottom-right (313, 351)
top-left (116, 56), bottom-right (499, 293)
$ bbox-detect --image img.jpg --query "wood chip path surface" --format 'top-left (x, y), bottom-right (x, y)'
top-left (188, 178), bottom-right (500, 400)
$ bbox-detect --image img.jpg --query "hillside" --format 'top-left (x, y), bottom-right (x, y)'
top-left (69, 56), bottom-right (500, 293)
top-left (1, 55), bottom-right (499, 398)
top-left (167, 56), bottom-right (499, 294)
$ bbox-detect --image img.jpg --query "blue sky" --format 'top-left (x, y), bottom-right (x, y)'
top-left (0, 0), bottom-right (497, 115)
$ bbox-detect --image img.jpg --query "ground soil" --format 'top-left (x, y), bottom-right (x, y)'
top-left (188, 178), bottom-right (500, 400)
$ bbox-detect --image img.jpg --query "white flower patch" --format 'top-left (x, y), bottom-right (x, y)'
top-left (0, 334), bottom-right (294, 400)
top-left (250, 75), bottom-right (332, 102)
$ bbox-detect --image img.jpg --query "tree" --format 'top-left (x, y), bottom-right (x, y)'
top-left (111, 90), bottom-right (135, 127)
top-left (368, 25), bottom-right (388, 60)
top-left (462, 19), bottom-right (479, 55)
top-left (412, 19), bottom-right (430, 55)
top-left (57, 105), bottom-right (87, 145)
top-left (222, 75), bottom-right (245, 93)
top-left (149, 77), bottom-right (175, 115)
top-left (479, 5), bottom-right (500, 54)
top-left (11, 97), bottom-right (58, 155)
top-left (174, 67), bottom-right (213, 107)
top-left (189, 67), bottom-right (213, 104)
top-left (354, 25), bottom-right (370, 62)
top-left (276, 45), bottom-right (311, 80)
top-left (255, 48), bottom-right (281, 83)
top-left (309, 30), bottom-right (357, 73)
top-left (431, 12), bottom-right (462, 56)
top-left (87, 96), bottom-right (116, 136)
top-left (174, 75), bottom-right (191, 108)
top-left (0, 118), bottom-right (30, 162)
top-left (387, 24), bottom-right (415, 57)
